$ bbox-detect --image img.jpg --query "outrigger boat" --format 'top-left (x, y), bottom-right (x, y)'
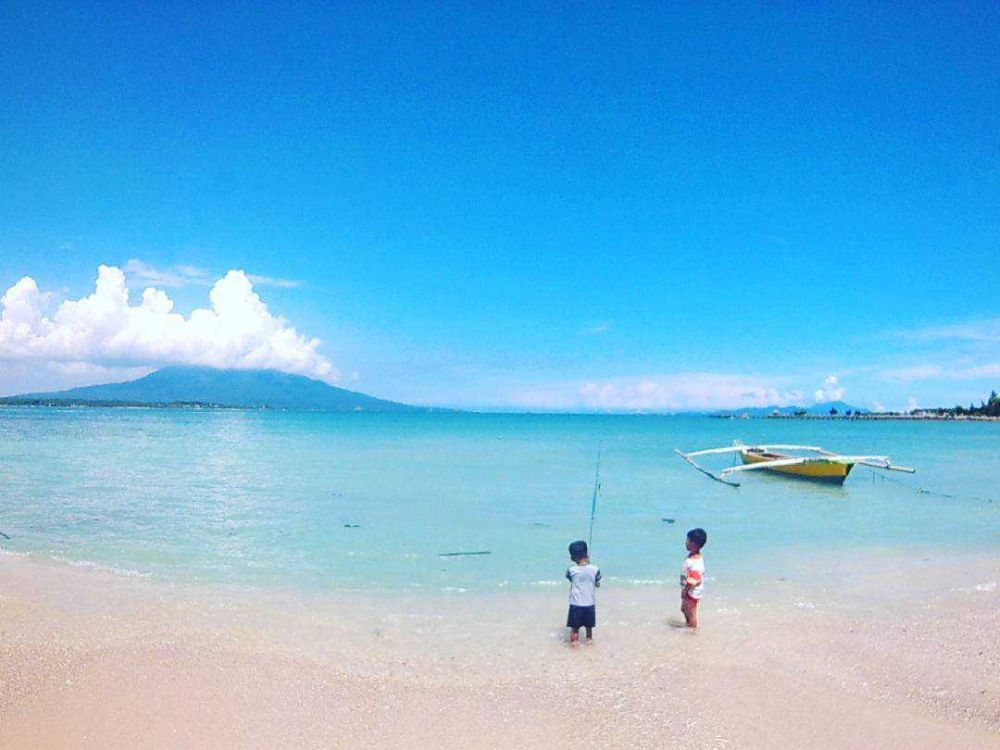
top-left (675, 442), bottom-right (915, 487)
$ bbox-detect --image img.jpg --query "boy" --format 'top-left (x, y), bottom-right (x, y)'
top-left (566, 539), bottom-right (601, 644)
top-left (679, 528), bottom-right (707, 629)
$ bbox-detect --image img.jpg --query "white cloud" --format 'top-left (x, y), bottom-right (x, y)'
top-left (512, 373), bottom-right (803, 411)
top-left (878, 362), bottom-right (1000, 381)
top-left (0, 265), bottom-right (337, 382)
top-left (878, 364), bottom-right (944, 381)
top-left (248, 274), bottom-right (302, 289)
top-left (123, 260), bottom-right (301, 290)
top-left (123, 259), bottom-right (212, 288)
top-left (897, 317), bottom-right (1000, 343)
top-left (906, 396), bottom-right (919, 413)
top-left (814, 375), bottom-right (844, 402)
top-left (48, 361), bottom-right (153, 380)
top-left (0, 360), bottom-right (153, 397)
top-left (963, 363), bottom-right (1000, 378)
top-left (582, 321), bottom-right (611, 335)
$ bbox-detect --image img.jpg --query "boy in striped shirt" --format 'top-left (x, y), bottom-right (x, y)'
top-left (680, 528), bottom-right (707, 629)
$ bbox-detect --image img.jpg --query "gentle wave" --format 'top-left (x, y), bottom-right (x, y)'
top-left (56, 557), bottom-right (153, 578)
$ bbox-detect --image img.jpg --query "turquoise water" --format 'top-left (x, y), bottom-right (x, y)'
top-left (0, 408), bottom-right (996, 592)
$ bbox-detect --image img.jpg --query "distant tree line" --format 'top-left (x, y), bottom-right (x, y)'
top-left (936, 389), bottom-right (1000, 417)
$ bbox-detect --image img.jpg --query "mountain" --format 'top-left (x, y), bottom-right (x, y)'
top-left (3, 366), bottom-right (425, 412)
top-left (713, 400), bottom-right (867, 417)
top-left (806, 400), bottom-right (867, 415)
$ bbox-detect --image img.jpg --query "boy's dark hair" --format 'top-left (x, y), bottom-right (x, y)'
top-left (568, 540), bottom-right (588, 562)
top-left (687, 528), bottom-right (708, 549)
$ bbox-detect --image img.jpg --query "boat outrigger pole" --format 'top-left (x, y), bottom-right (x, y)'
top-left (674, 448), bottom-right (741, 487)
top-left (813, 448), bottom-right (915, 473)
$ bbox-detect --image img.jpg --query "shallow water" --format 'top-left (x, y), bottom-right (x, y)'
top-left (0, 408), bottom-right (997, 592)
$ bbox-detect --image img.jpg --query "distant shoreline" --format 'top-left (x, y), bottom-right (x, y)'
top-left (716, 413), bottom-right (1000, 422)
top-left (0, 398), bottom-right (242, 409)
top-left (1, 399), bottom-right (998, 419)
top-left (0, 398), bottom-right (447, 413)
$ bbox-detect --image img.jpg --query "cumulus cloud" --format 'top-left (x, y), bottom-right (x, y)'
top-left (0, 265), bottom-right (337, 381)
top-left (512, 373), bottom-right (803, 411)
top-left (814, 375), bottom-right (844, 402)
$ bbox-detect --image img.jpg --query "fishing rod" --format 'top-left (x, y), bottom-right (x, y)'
top-left (588, 447), bottom-right (601, 548)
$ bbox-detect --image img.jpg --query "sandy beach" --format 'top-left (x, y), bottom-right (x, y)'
top-left (1, 551), bottom-right (996, 749)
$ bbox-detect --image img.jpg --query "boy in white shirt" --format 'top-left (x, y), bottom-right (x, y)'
top-left (566, 539), bottom-right (601, 644)
top-left (680, 527), bottom-right (707, 629)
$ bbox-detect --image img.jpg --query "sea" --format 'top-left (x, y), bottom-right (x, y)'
top-left (1, 408), bottom-right (997, 594)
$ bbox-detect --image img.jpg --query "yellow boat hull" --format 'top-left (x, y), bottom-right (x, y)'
top-left (741, 450), bottom-right (853, 484)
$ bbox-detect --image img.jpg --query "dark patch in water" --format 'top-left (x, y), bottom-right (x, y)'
top-left (439, 550), bottom-right (491, 557)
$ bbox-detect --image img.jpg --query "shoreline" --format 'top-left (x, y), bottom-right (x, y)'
top-left (764, 414), bottom-right (1000, 422)
top-left (2, 552), bottom-right (997, 748)
top-left (712, 413), bottom-right (1000, 421)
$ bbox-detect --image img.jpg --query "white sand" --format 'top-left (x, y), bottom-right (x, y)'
top-left (1, 552), bottom-right (997, 748)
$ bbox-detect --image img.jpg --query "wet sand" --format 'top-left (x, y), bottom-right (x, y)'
top-left (1, 552), bottom-right (997, 749)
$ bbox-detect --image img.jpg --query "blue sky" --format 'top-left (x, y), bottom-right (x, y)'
top-left (1, 2), bottom-right (997, 410)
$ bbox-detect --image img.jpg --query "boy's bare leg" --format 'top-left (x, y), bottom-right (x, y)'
top-left (570, 628), bottom-right (580, 644)
top-left (681, 596), bottom-right (699, 629)
top-left (585, 626), bottom-right (593, 641)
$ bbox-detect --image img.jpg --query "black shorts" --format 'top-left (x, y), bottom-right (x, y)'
top-left (567, 604), bottom-right (596, 629)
